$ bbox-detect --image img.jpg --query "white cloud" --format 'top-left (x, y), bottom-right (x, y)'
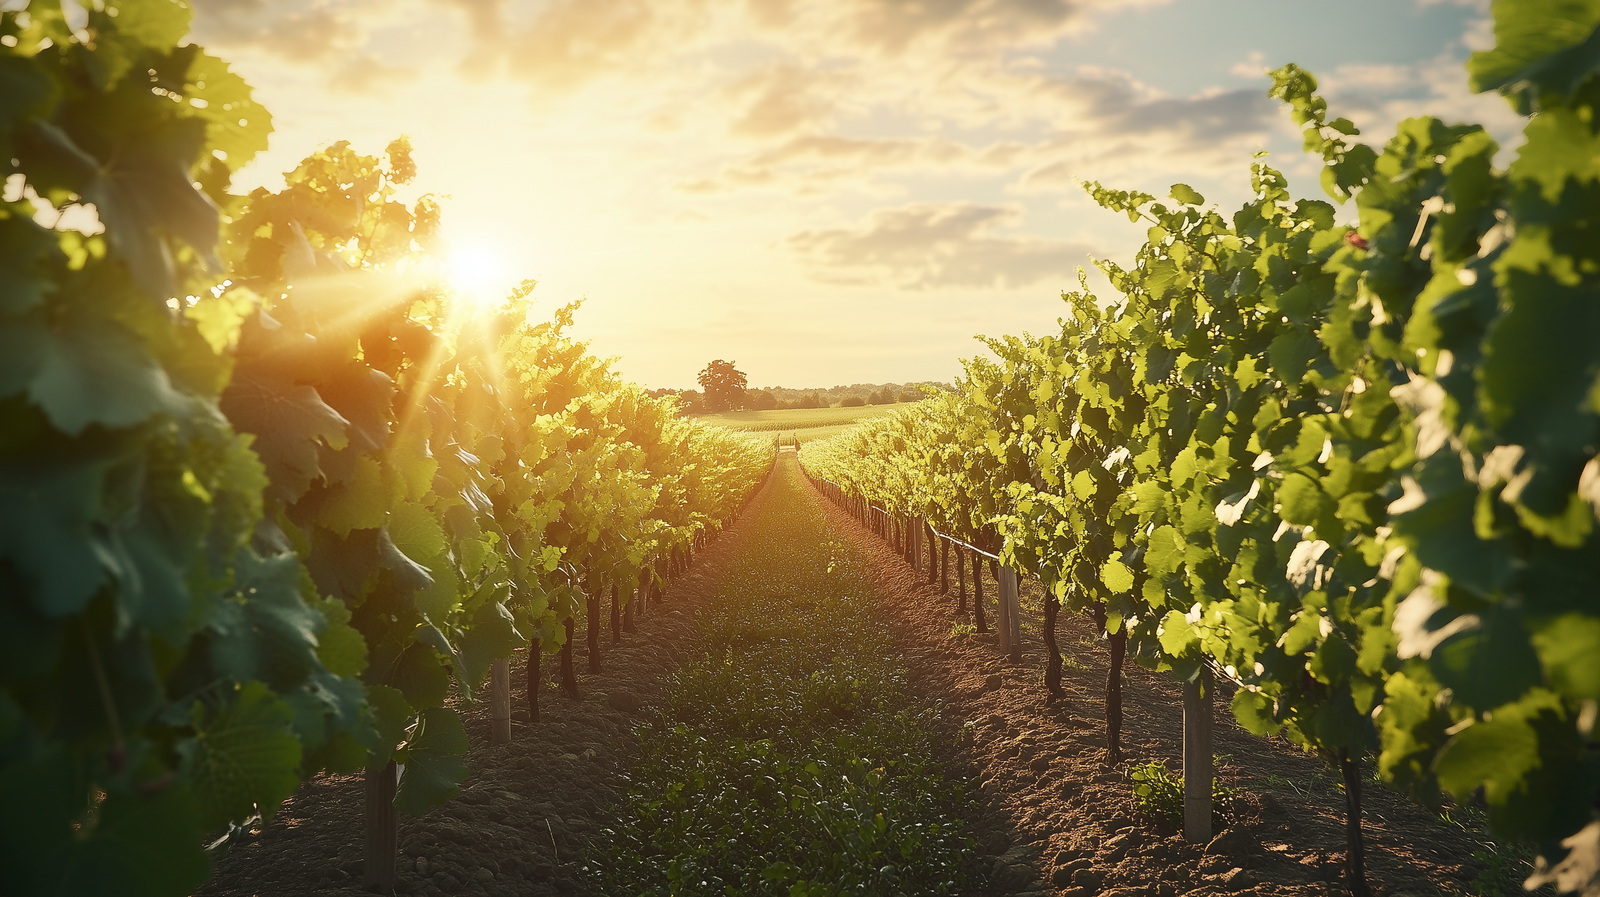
top-left (786, 202), bottom-right (1097, 290)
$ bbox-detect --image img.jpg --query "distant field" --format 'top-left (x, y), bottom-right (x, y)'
top-left (691, 403), bottom-right (909, 434)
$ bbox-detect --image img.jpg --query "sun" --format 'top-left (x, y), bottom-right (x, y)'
top-left (446, 244), bottom-right (509, 311)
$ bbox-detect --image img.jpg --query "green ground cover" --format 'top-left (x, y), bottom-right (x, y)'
top-left (691, 404), bottom-right (909, 433)
top-left (589, 454), bottom-right (978, 896)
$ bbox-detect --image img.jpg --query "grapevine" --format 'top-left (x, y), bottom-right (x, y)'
top-left (800, 2), bottom-right (1600, 892)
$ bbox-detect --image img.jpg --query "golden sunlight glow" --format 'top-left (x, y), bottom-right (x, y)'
top-left (446, 244), bottom-right (510, 311)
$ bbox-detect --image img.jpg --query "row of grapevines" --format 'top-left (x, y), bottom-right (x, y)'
top-left (800, 2), bottom-right (1599, 893)
top-left (0, 3), bottom-right (772, 894)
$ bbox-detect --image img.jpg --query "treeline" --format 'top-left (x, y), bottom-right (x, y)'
top-left (0, 6), bottom-right (771, 895)
top-left (656, 381), bottom-right (948, 413)
top-left (800, 4), bottom-right (1600, 895)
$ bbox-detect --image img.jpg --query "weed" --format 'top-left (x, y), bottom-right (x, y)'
top-left (949, 621), bottom-right (977, 639)
top-left (589, 457), bottom-right (977, 896)
top-left (1127, 760), bottom-right (1236, 829)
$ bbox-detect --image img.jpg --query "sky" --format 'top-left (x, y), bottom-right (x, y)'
top-left (192, 0), bottom-right (1521, 390)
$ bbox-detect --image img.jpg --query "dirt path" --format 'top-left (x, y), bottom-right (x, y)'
top-left (802, 466), bottom-right (1499, 897)
top-left (198, 453), bottom-right (1494, 897)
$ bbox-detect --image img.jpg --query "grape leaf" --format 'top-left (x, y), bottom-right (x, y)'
top-left (221, 372), bottom-right (350, 504)
top-left (182, 680), bottom-right (302, 831)
top-left (26, 317), bottom-right (185, 435)
top-left (0, 459), bottom-right (114, 616)
top-left (394, 707), bottom-right (469, 815)
top-left (0, 214), bottom-right (58, 314)
top-left (80, 116), bottom-right (221, 301)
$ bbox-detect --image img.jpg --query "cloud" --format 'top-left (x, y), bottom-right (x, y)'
top-left (191, 0), bottom-right (369, 63)
top-left (728, 64), bottom-right (848, 138)
top-left (1315, 54), bottom-right (1526, 155)
top-left (331, 54), bottom-right (420, 94)
top-left (762, 0), bottom-right (1168, 57)
top-left (684, 133), bottom-right (1009, 193)
top-left (785, 202), bottom-right (1096, 289)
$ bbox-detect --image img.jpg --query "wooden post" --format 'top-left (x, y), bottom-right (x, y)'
top-left (999, 565), bottom-right (1021, 661)
top-left (363, 760), bottom-right (398, 892)
top-left (1183, 666), bottom-right (1214, 843)
top-left (490, 657), bottom-right (511, 744)
top-left (956, 546), bottom-right (967, 613)
top-left (940, 540), bottom-right (950, 596)
top-left (526, 638), bottom-right (541, 723)
top-left (973, 551), bottom-right (987, 632)
top-left (587, 580), bottom-right (601, 674)
top-left (610, 582), bottom-right (620, 644)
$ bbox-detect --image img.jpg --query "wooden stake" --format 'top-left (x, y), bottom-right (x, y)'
top-left (940, 539), bottom-right (950, 596)
top-left (489, 657), bottom-right (511, 744)
top-left (973, 550), bottom-right (987, 632)
top-left (610, 582), bottom-right (620, 644)
top-left (363, 760), bottom-right (398, 893)
top-left (999, 565), bottom-right (1021, 661)
top-left (1183, 666), bottom-right (1214, 843)
top-left (526, 638), bottom-right (541, 724)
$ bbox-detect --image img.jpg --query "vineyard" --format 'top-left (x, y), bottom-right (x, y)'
top-left (1, 1), bottom-right (1597, 897)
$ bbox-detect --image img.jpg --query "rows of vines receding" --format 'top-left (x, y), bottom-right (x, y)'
top-left (0, 4), bottom-right (771, 894)
top-left (800, 2), bottom-right (1600, 895)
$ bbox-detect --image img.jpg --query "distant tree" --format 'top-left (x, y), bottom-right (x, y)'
top-left (841, 395), bottom-right (867, 407)
top-left (750, 389), bottom-right (778, 411)
top-left (866, 389), bottom-right (888, 405)
top-left (678, 389), bottom-right (706, 415)
top-left (795, 392), bottom-right (822, 409)
top-left (697, 359), bottom-right (748, 411)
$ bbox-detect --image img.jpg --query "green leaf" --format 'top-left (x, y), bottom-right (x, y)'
top-left (1144, 525), bottom-right (1186, 576)
top-left (1169, 184), bottom-right (1205, 206)
top-left (1467, 0), bottom-right (1600, 110)
top-left (80, 116), bottom-right (221, 301)
top-left (1429, 604), bottom-right (1544, 711)
top-left (1, 748), bottom-right (208, 897)
top-left (1267, 328), bottom-right (1318, 386)
top-left (85, 0), bottom-right (193, 91)
top-left (457, 601), bottom-right (523, 689)
top-left (1276, 474), bottom-right (1331, 526)
top-left (365, 684), bottom-right (413, 757)
top-left (3, 316), bottom-right (185, 435)
top-left (185, 51), bottom-right (273, 169)
top-left (1232, 689), bottom-right (1281, 736)
top-left (312, 597), bottom-right (369, 678)
top-left (0, 55), bottom-right (56, 165)
top-left (0, 459), bottom-right (113, 616)
top-left (0, 214), bottom-right (59, 314)
top-left (394, 707), bottom-right (470, 815)
top-left (220, 372), bottom-right (349, 504)
top-left (1530, 612), bottom-right (1600, 701)
top-left (387, 640), bottom-right (450, 710)
top-left (1158, 609), bottom-right (1196, 656)
top-left (209, 549), bottom-right (325, 692)
top-left (1435, 713), bottom-right (1539, 807)
top-left (318, 456), bottom-right (389, 536)
top-left (1100, 557), bottom-right (1134, 594)
top-left (183, 681), bottom-right (303, 831)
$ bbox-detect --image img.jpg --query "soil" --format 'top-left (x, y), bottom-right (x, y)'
top-left (197, 453), bottom-right (1494, 897)
top-left (813, 469), bottom-right (1496, 897)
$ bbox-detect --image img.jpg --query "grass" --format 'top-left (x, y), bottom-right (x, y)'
top-left (691, 403), bottom-right (910, 433)
top-left (588, 454), bottom-right (978, 897)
